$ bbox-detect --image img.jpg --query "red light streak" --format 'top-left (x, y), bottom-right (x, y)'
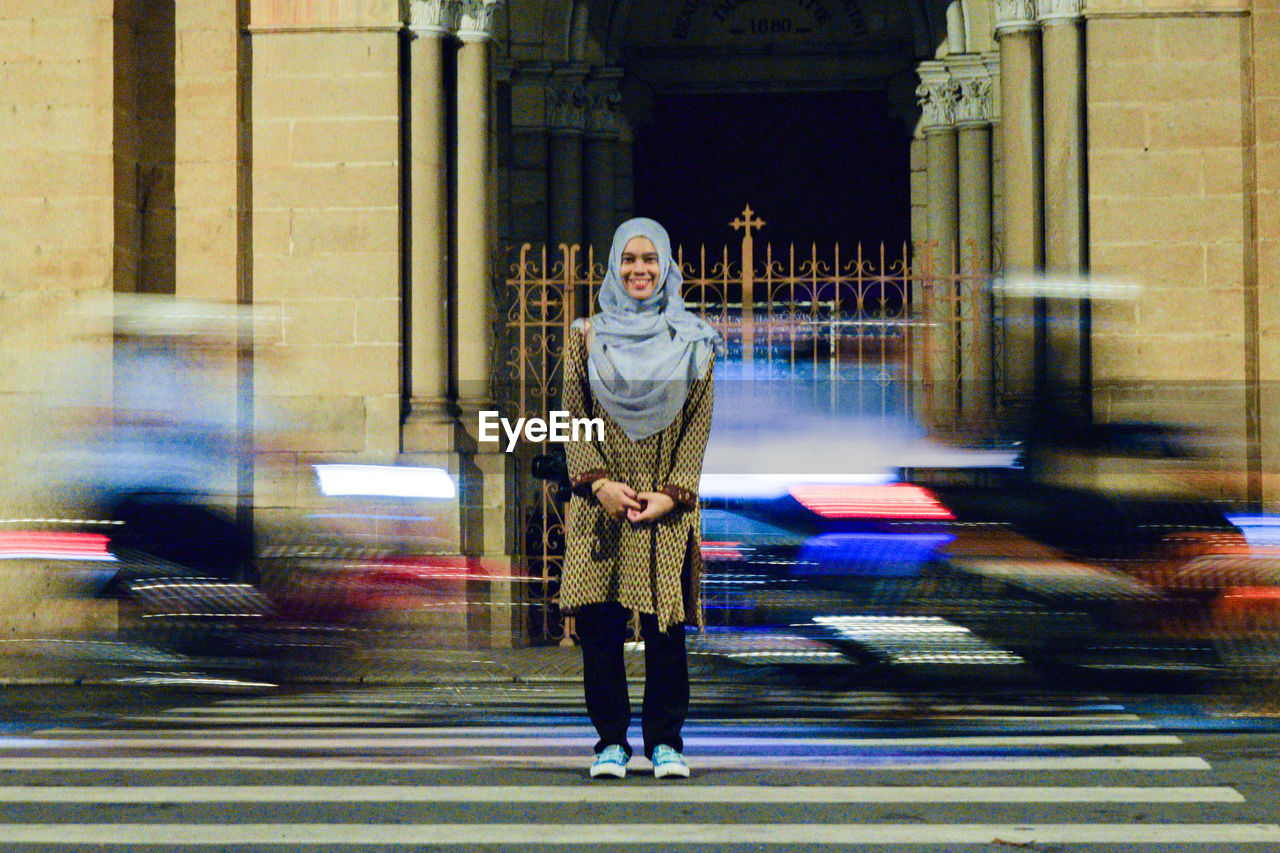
top-left (0, 531), bottom-right (113, 560)
top-left (788, 484), bottom-right (955, 520)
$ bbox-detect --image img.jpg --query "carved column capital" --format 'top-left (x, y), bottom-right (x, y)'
top-left (916, 61), bottom-right (960, 132)
top-left (993, 0), bottom-right (1038, 36)
top-left (948, 55), bottom-right (998, 127)
top-left (585, 68), bottom-right (624, 139)
top-left (404, 0), bottom-right (458, 35)
top-left (457, 0), bottom-right (500, 41)
top-left (1037, 0), bottom-right (1083, 24)
top-left (546, 66), bottom-right (588, 135)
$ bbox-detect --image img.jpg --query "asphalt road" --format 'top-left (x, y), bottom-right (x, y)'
top-left (0, 664), bottom-right (1279, 851)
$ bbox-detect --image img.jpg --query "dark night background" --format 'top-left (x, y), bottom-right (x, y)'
top-left (632, 90), bottom-right (911, 256)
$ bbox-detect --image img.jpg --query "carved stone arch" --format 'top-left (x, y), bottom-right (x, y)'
top-left (597, 0), bottom-right (632, 64)
top-left (906, 0), bottom-right (946, 57)
top-left (537, 0), bottom-right (577, 62)
top-left (946, 0), bottom-right (968, 53)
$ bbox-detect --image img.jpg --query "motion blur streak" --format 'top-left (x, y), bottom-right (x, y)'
top-left (0, 531), bottom-right (115, 561)
top-left (313, 465), bottom-right (456, 499)
top-left (789, 484), bottom-right (955, 519)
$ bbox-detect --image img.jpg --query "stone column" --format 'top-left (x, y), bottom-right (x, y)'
top-left (547, 66), bottom-right (587, 256)
top-left (614, 113), bottom-right (635, 225)
top-left (917, 61), bottom-right (960, 425)
top-left (951, 54), bottom-right (998, 425)
top-left (1039, 0), bottom-right (1086, 408)
top-left (994, 0), bottom-right (1044, 408)
top-left (457, 0), bottom-right (517, 647)
top-left (584, 68), bottom-right (623, 270)
top-left (508, 63), bottom-right (551, 248)
top-left (403, 0), bottom-right (457, 452)
top-left (455, 0), bottom-right (498, 418)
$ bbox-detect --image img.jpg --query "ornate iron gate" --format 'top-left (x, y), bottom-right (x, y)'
top-left (499, 207), bottom-right (986, 644)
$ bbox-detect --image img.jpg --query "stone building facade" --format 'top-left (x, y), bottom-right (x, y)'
top-left (2, 0), bottom-right (1279, 637)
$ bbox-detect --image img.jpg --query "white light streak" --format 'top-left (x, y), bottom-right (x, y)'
top-left (313, 465), bottom-right (456, 499)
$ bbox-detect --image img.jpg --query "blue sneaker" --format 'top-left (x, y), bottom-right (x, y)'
top-left (589, 745), bottom-right (628, 779)
top-left (651, 745), bottom-right (690, 779)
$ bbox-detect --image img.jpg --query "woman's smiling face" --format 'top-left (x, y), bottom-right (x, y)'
top-left (619, 236), bottom-right (660, 300)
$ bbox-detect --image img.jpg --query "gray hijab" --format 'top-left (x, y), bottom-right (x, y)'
top-left (573, 218), bottom-right (722, 442)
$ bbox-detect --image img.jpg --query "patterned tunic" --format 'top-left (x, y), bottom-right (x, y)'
top-left (559, 323), bottom-right (715, 630)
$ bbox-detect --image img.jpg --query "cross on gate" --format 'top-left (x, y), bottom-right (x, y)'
top-left (730, 205), bottom-right (765, 239)
top-left (729, 205), bottom-right (763, 365)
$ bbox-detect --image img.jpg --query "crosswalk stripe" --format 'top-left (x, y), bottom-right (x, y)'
top-left (0, 785), bottom-right (1244, 804)
top-left (0, 755), bottom-right (1212, 771)
top-left (1, 823), bottom-right (1277, 845)
top-left (118, 712), bottom-right (1152, 728)
top-left (2, 733), bottom-right (1182, 750)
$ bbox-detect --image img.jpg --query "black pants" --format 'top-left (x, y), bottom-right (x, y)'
top-left (575, 601), bottom-right (688, 760)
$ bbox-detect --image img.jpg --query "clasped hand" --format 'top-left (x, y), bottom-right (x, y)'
top-left (595, 480), bottom-right (676, 523)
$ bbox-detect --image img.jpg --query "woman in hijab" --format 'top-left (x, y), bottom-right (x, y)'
top-left (562, 217), bottom-right (721, 781)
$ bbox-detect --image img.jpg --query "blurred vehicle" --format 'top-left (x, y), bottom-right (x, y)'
top-left (22, 297), bottom-right (477, 683)
top-left (693, 422), bottom-right (1280, 682)
top-left (6, 504), bottom-right (479, 684)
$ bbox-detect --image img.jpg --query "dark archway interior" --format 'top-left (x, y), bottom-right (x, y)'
top-left (632, 90), bottom-right (911, 255)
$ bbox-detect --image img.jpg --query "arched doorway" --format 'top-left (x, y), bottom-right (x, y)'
top-left (632, 90), bottom-right (911, 251)
top-left (610, 0), bottom-right (929, 252)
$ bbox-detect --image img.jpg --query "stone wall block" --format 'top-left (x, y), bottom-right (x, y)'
top-left (1141, 336), bottom-right (1245, 381)
top-left (1144, 290), bottom-right (1242, 335)
top-left (175, 206), bottom-right (236, 254)
top-left (253, 31), bottom-right (397, 76)
top-left (282, 298), bottom-right (358, 345)
top-left (11, 197), bottom-right (111, 250)
top-left (288, 207), bottom-right (400, 255)
top-left (270, 344), bottom-right (400, 396)
top-left (1092, 195), bottom-right (1241, 244)
top-left (175, 0), bottom-right (235, 30)
top-left (176, 117), bottom-right (239, 163)
top-left (1085, 18), bottom-right (1158, 63)
top-left (255, 163), bottom-right (398, 208)
top-left (175, 74), bottom-right (239, 116)
top-left (252, 208), bottom-right (294, 257)
top-left (12, 105), bottom-right (112, 153)
top-left (3, 248), bottom-right (111, 290)
top-left (258, 396), bottom-right (366, 453)
top-left (4, 60), bottom-right (109, 107)
top-left (1088, 60), bottom-right (1243, 105)
top-left (1085, 0), bottom-right (1247, 13)
top-left (1204, 242), bottom-right (1245, 290)
top-left (289, 117), bottom-right (399, 164)
top-left (0, 151), bottom-right (111, 197)
top-left (252, 120), bottom-right (294, 166)
top-left (253, 253), bottom-right (399, 298)
top-left (355, 298), bottom-right (399, 344)
top-left (30, 17), bottom-right (112, 64)
top-left (1146, 99), bottom-right (1243, 148)
top-left (1084, 103), bottom-right (1148, 150)
top-left (1202, 147), bottom-right (1247, 194)
top-left (176, 28), bottom-right (237, 76)
top-left (1252, 96), bottom-right (1280, 142)
top-left (1155, 15), bottom-right (1244, 60)
top-left (171, 255), bottom-right (239, 299)
top-left (1089, 149), bottom-right (1205, 198)
top-left (176, 162), bottom-right (239, 207)
top-left (1089, 242), bottom-right (1206, 289)
top-left (362, 394), bottom-right (401, 459)
top-left (1256, 192), bottom-right (1280, 237)
top-left (255, 74), bottom-right (398, 120)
